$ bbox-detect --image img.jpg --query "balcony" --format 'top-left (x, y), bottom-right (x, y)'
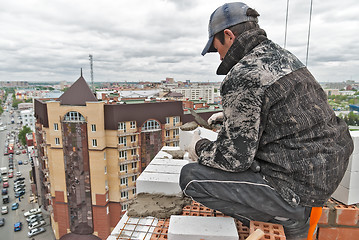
top-left (118, 157), bottom-right (140, 165)
top-left (118, 129), bottom-right (139, 137)
top-left (118, 170), bottom-right (139, 179)
top-left (164, 123), bottom-right (181, 130)
top-left (118, 142), bottom-right (140, 151)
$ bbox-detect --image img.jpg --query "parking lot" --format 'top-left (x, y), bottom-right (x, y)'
top-left (1, 108), bottom-right (55, 239)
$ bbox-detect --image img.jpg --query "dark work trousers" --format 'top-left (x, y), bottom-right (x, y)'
top-left (179, 163), bottom-right (309, 226)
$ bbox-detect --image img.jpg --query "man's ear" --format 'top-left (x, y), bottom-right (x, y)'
top-left (223, 29), bottom-right (235, 44)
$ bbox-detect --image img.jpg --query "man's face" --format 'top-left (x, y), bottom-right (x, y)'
top-left (213, 30), bottom-right (235, 61)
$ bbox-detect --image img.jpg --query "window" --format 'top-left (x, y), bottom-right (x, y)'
top-left (130, 121), bottom-right (136, 129)
top-left (119, 136), bottom-right (127, 146)
top-left (63, 111), bottom-right (85, 122)
top-left (104, 166), bottom-right (107, 175)
top-left (106, 192), bottom-right (109, 202)
top-left (105, 180), bottom-right (108, 190)
top-left (132, 188), bottom-right (136, 195)
top-left (166, 130), bottom-right (170, 137)
top-left (131, 175), bottom-right (136, 182)
top-left (121, 190), bottom-right (129, 199)
top-left (121, 203), bottom-right (128, 211)
top-left (120, 177), bottom-right (128, 186)
top-left (104, 152), bottom-right (106, 160)
top-left (131, 162), bottom-right (137, 169)
top-left (91, 124), bottom-right (96, 132)
top-left (54, 123), bottom-right (58, 131)
top-left (55, 138), bottom-right (60, 145)
top-left (130, 135), bottom-right (136, 143)
top-left (131, 149), bottom-right (137, 156)
top-left (120, 164), bottom-right (128, 173)
top-left (119, 150), bottom-right (127, 159)
top-left (173, 129), bottom-right (179, 138)
top-left (92, 139), bottom-right (97, 147)
top-left (165, 117), bottom-right (170, 124)
top-left (118, 122), bottom-right (126, 131)
top-left (106, 206), bottom-right (109, 215)
top-left (173, 116), bottom-right (180, 126)
top-left (173, 141), bottom-right (179, 147)
top-left (142, 120), bottom-right (160, 131)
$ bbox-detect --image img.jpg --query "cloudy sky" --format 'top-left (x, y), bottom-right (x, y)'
top-left (0, 0), bottom-right (358, 83)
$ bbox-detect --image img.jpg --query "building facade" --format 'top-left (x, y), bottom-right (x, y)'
top-left (34, 76), bottom-right (188, 239)
top-left (171, 85), bottom-right (215, 104)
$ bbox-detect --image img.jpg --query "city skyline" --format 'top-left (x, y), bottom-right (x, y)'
top-left (1, 0), bottom-right (358, 83)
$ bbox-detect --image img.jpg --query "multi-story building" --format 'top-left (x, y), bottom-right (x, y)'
top-left (20, 108), bottom-right (35, 131)
top-left (33, 75), bottom-right (191, 239)
top-left (170, 85), bottom-right (215, 103)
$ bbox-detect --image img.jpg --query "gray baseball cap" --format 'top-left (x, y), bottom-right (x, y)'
top-left (201, 2), bottom-right (257, 56)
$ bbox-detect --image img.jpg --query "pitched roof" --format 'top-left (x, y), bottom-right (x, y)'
top-left (59, 75), bottom-right (97, 106)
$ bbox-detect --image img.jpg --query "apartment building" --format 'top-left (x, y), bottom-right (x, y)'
top-left (33, 75), bottom-right (186, 239)
top-left (171, 85), bottom-right (215, 103)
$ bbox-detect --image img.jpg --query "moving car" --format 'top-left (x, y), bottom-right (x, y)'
top-left (0, 217), bottom-right (4, 227)
top-left (24, 208), bottom-right (42, 217)
top-left (27, 227), bottom-right (46, 237)
top-left (14, 221), bottom-right (22, 231)
top-left (11, 203), bottom-right (19, 210)
top-left (1, 206), bottom-right (8, 214)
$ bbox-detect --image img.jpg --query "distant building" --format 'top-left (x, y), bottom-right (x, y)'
top-left (323, 89), bottom-right (340, 96)
top-left (33, 75), bottom-right (216, 239)
top-left (170, 85), bottom-right (215, 103)
top-left (20, 108), bottom-right (35, 131)
top-left (18, 102), bottom-right (33, 110)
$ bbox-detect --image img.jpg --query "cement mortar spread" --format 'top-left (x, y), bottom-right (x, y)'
top-left (127, 193), bottom-right (191, 219)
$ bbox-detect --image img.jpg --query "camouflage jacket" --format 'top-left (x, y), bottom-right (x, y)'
top-left (197, 29), bottom-right (354, 207)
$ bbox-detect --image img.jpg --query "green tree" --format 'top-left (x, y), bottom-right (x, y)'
top-left (18, 126), bottom-right (32, 146)
top-left (0, 106), bottom-right (3, 115)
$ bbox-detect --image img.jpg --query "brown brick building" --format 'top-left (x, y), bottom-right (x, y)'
top-left (33, 75), bottom-right (216, 239)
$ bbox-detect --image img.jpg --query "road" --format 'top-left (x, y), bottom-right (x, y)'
top-left (1, 104), bottom-right (55, 239)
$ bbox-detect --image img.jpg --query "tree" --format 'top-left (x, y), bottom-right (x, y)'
top-left (0, 106), bottom-right (3, 115)
top-left (18, 126), bottom-right (32, 146)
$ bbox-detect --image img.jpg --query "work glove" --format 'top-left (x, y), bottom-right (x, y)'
top-left (207, 112), bottom-right (224, 126)
top-left (188, 129), bottom-right (202, 162)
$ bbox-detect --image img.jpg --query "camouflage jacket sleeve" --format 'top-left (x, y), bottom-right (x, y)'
top-left (197, 74), bottom-right (262, 172)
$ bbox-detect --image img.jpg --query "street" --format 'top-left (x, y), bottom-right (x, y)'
top-left (1, 103), bottom-right (55, 239)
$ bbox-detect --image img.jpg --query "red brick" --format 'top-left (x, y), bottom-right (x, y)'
top-left (317, 227), bottom-right (359, 240)
top-left (318, 206), bottom-right (330, 225)
top-left (250, 221), bottom-right (286, 240)
top-left (335, 204), bottom-right (359, 226)
top-left (151, 219), bottom-right (169, 240)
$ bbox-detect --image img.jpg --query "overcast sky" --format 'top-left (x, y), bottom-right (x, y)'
top-left (0, 0), bottom-right (358, 83)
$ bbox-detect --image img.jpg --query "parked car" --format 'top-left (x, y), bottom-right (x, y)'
top-left (14, 183), bottom-right (25, 189)
top-left (8, 172), bottom-right (13, 178)
top-left (22, 150), bottom-right (27, 154)
top-left (2, 189), bottom-right (7, 195)
top-left (2, 195), bottom-right (9, 204)
top-left (3, 182), bottom-right (9, 188)
top-left (0, 217), bottom-right (4, 227)
top-left (16, 171), bottom-right (21, 177)
top-left (15, 150), bottom-right (20, 155)
top-left (28, 220), bottom-right (45, 230)
top-left (14, 180), bottom-right (24, 185)
top-left (14, 222), bottom-right (22, 231)
top-left (24, 208), bottom-right (42, 217)
top-left (14, 177), bottom-right (25, 182)
top-left (1, 206), bottom-right (8, 215)
top-left (11, 203), bottom-right (19, 210)
top-left (26, 213), bottom-right (43, 223)
top-left (15, 189), bottom-right (25, 198)
top-left (2, 176), bottom-right (8, 182)
top-left (23, 160), bottom-right (28, 165)
top-left (18, 160), bottom-right (23, 165)
top-left (27, 227), bottom-right (46, 237)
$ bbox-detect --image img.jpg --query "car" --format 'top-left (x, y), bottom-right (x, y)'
top-left (0, 217), bottom-right (4, 227)
top-left (2, 189), bottom-right (7, 195)
top-left (22, 150), bottom-right (27, 154)
top-left (14, 177), bottom-right (25, 182)
top-left (27, 216), bottom-right (44, 225)
top-left (16, 171), bottom-right (21, 177)
top-left (23, 160), bottom-right (28, 165)
top-left (8, 172), bottom-right (13, 178)
top-left (15, 150), bottom-right (21, 155)
top-left (14, 186), bottom-right (25, 192)
top-left (26, 213), bottom-right (43, 222)
top-left (14, 221), bottom-right (22, 231)
top-left (15, 189), bottom-right (25, 198)
top-left (18, 160), bottom-right (23, 165)
top-left (1, 206), bottom-right (8, 215)
top-left (8, 169), bottom-right (14, 173)
top-left (11, 202), bottom-right (19, 210)
top-left (14, 183), bottom-right (25, 189)
top-left (24, 208), bottom-right (42, 217)
top-left (2, 176), bottom-right (8, 182)
top-left (2, 195), bottom-right (9, 204)
top-left (28, 220), bottom-right (45, 230)
top-left (14, 180), bottom-right (25, 185)
top-left (27, 227), bottom-right (46, 237)
top-left (3, 182), bottom-right (9, 188)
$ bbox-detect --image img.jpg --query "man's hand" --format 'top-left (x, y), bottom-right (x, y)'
top-left (208, 112), bottom-right (224, 126)
top-left (188, 129), bottom-right (202, 162)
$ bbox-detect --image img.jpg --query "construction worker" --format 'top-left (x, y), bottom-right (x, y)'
top-left (179, 2), bottom-right (354, 239)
